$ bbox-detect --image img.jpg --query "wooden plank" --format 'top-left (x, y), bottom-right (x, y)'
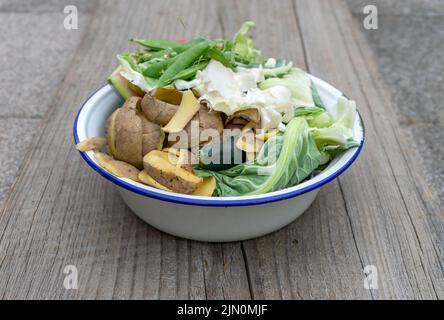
top-left (1, 0), bottom-right (442, 300)
top-left (0, 0), bottom-right (251, 299)
top-left (219, 0), bottom-right (372, 300)
top-left (295, 0), bottom-right (444, 299)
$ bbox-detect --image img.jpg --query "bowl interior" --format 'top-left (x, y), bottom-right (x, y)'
top-left (74, 75), bottom-right (364, 206)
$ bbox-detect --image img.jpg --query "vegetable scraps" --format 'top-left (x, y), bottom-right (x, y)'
top-left (76, 21), bottom-right (361, 197)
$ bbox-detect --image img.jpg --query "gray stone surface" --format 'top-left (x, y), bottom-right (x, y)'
top-left (0, 4), bottom-right (90, 207)
top-left (0, 13), bottom-right (88, 117)
top-left (347, 0), bottom-right (444, 202)
top-left (347, 0), bottom-right (444, 16)
top-left (0, 118), bottom-right (40, 204)
top-left (0, 0), bottom-right (95, 13)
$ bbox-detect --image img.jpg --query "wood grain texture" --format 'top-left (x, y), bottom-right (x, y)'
top-left (218, 0), bottom-right (372, 300)
top-left (0, 0), bottom-right (250, 300)
top-left (0, 0), bottom-right (442, 300)
top-left (294, 0), bottom-right (444, 299)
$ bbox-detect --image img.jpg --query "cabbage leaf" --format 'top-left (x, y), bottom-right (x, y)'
top-left (259, 68), bottom-right (316, 109)
top-left (311, 96), bottom-right (359, 162)
top-left (117, 53), bottom-right (158, 92)
top-left (232, 21), bottom-right (264, 64)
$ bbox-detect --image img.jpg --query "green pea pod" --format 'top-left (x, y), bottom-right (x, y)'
top-left (148, 48), bottom-right (176, 59)
top-left (130, 37), bottom-right (206, 53)
top-left (130, 38), bottom-right (181, 51)
top-left (169, 60), bottom-right (209, 82)
top-left (158, 41), bottom-right (210, 87)
top-left (206, 47), bottom-right (235, 69)
top-left (140, 54), bottom-right (179, 78)
top-left (141, 60), bottom-right (169, 78)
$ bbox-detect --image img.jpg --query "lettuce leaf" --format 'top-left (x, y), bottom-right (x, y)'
top-left (259, 68), bottom-right (316, 109)
top-left (262, 59), bottom-right (293, 78)
top-left (117, 53), bottom-right (158, 92)
top-left (195, 117), bottom-right (321, 196)
top-left (310, 96), bottom-right (359, 161)
top-left (232, 21), bottom-right (263, 64)
top-left (311, 81), bottom-right (326, 109)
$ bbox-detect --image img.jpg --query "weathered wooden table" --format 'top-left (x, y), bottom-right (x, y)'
top-left (0, 0), bottom-right (443, 299)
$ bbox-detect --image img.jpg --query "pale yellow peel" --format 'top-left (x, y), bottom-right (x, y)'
top-left (151, 87), bottom-right (183, 105)
top-left (158, 130), bottom-right (165, 150)
top-left (75, 137), bottom-right (107, 152)
top-left (256, 129), bottom-right (277, 141)
top-left (94, 152), bottom-right (140, 182)
top-left (191, 177), bottom-right (216, 196)
top-left (246, 152), bottom-right (256, 162)
top-left (94, 152), bottom-right (114, 167)
top-left (162, 147), bottom-right (181, 157)
top-left (143, 150), bottom-right (203, 193)
top-left (236, 134), bottom-right (264, 153)
top-left (162, 90), bottom-right (201, 133)
top-left (107, 110), bottom-right (118, 157)
top-left (241, 121), bottom-right (256, 133)
top-left (146, 151), bottom-right (201, 184)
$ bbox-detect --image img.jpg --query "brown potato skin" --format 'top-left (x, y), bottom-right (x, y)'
top-left (106, 99), bottom-right (163, 167)
top-left (226, 108), bottom-right (260, 124)
top-left (114, 107), bottom-right (143, 169)
top-left (75, 136), bottom-right (106, 152)
top-left (144, 165), bottom-right (200, 194)
top-left (94, 152), bottom-right (140, 181)
top-left (141, 94), bottom-right (178, 126)
top-left (167, 107), bottom-right (223, 148)
top-left (198, 107), bottom-right (224, 134)
top-left (143, 152), bottom-right (202, 194)
top-left (139, 114), bottom-right (162, 156)
top-left (122, 96), bottom-right (142, 110)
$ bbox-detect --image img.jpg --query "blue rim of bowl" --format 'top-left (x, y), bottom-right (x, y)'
top-left (73, 85), bottom-right (365, 207)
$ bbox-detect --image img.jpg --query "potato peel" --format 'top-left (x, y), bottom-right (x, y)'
top-left (143, 150), bottom-right (202, 194)
top-left (75, 137), bottom-right (107, 152)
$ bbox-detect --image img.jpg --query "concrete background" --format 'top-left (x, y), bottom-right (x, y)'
top-left (347, 0), bottom-right (444, 205)
top-left (0, 0), bottom-right (442, 207)
top-left (0, 0), bottom-right (93, 204)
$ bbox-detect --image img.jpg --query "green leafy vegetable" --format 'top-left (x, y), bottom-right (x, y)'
top-left (306, 111), bottom-right (333, 128)
top-left (263, 60), bottom-right (293, 78)
top-left (130, 37), bottom-right (205, 52)
top-left (168, 59), bottom-right (209, 82)
top-left (130, 38), bottom-right (181, 51)
top-left (294, 106), bottom-right (324, 117)
top-left (157, 41), bottom-right (210, 87)
top-left (232, 21), bottom-right (264, 64)
top-left (195, 117), bottom-right (321, 196)
top-left (206, 47), bottom-right (235, 69)
top-left (140, 55), bottom-right (177, 78)
top-left (109, 22), bottom-right (361, 198)
top-left (259, 68), bottom-right (316, 108)
top-left (311, 96), bottom-right (359, 161)
top-left (311, 81), bottom-right (326, 109)
top-left (117, 53), bottom-right (158, 92)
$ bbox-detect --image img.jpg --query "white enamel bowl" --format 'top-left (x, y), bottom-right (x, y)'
top-left (74, 75), bottom-right (364, 242)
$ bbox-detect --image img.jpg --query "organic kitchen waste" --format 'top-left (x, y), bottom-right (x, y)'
top-left (75, 21), bottom-right (360, 197)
